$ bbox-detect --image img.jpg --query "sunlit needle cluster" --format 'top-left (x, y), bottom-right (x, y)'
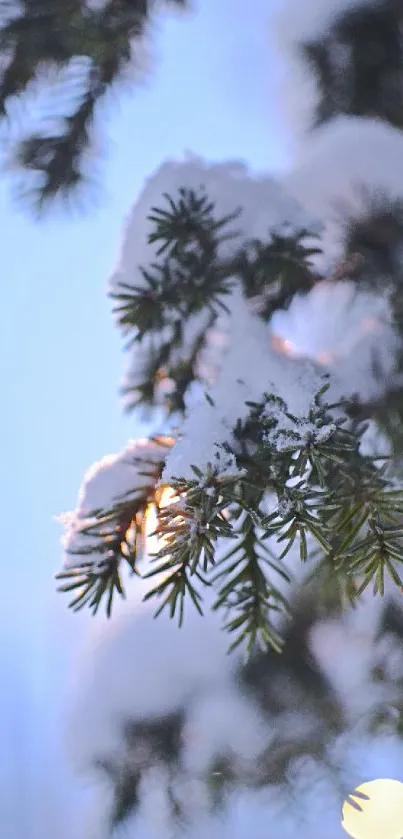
top-left (145, 485), bottom-right (178, 556)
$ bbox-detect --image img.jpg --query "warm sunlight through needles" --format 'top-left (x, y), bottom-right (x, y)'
top-left (145, 485), bottom-right (178, 555)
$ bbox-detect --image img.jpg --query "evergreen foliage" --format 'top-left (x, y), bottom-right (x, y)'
top-left (57, 434), bottom-right (171, 616)
top-left (302, 0), bottom-right (403, 130)
top-left (55, 0), bottom-right (403, 831)
top-left (0, 0), bottom-right (186, 209)
top-left (58, 189), bottom-right (403, 655)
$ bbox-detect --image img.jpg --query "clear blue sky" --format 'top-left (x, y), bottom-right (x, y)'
top-left (0, 3), bottom-right (289, 835)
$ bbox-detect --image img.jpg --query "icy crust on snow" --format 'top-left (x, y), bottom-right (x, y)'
top-left (109, 156), bottom-right (311, 301)
top-left (60, 439), bottom-right (170, 568)
top-left (162, 286), bottom-right (323, 483)
top-left (286, 116), bottom-right (403, 269)
top-left (271, 280), bottom-right (397, 403)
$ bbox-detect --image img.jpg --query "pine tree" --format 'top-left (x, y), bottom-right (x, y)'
top-left (0, 0), bottom-right (186, 210)
top-left (58, 1), bottom-right (403, 836)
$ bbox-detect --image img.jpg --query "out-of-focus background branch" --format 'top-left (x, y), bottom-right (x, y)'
top-left (0, 0), bottom-right (187, 210)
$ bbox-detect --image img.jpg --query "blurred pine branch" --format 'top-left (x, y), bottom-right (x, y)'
top-left (0, 0), bottom-right (188, 210)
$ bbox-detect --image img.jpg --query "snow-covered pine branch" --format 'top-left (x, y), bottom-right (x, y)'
top-left (58, 0), bottom-right (403, 835)
top-left (109, 156), bottom-right (313, 414)
top-left (58, 151), bottom-right (403, 648)
top-left (57, 436), bottom-right (173, 615)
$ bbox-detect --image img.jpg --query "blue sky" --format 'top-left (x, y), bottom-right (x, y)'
top-left (0, 3), bottom-right (289, 835)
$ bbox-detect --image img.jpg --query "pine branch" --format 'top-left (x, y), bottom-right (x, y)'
top-left (111, 188), bottom-right (239, 337)
top-left (148, 187), bottom-right (242, 262)
top-left (342, 192), bottom-right (403, 280)
top-left (344, 506), bottom-right (403, 596)
top-left (112, 194), bottom-right (321, 416)
top-left (111, 188), bottom-right (242, 413)
top-left (56, 436), bottom-right (171, 616)
top-left (255, 388), bottom-right (403, 604)
top-left (222, 387), bottom-right (403, 642)
top-left (56, 499), bottom-right (144, 617)
top-left (1, 0), bottom-right (188, 208)
top-left (143, 467), bottom-right (236, 623)
top-left (212, 510), bottom-right (291, 655)
top-left (302, 0), bottom-right (403, 131)
top-left (237, 228), bottom-right (321, 318)
top-left (95, 709), bottom-right (185, 829)
top-left (57, 382), bottom-right (403, 652)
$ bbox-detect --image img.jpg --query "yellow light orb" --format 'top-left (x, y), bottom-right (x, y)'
top-left (341, 778), bottom-right (403, 839)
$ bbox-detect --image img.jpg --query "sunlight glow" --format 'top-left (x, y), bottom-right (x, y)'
top-left (145, 484), bottom-right (179, 555)
top-left (271, 317), bottom-right (382, 366)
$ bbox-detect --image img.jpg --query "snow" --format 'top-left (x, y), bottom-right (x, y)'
top-left (270, 38), bottom-right (322, 152)
top-left (309, 617), bottom-right (391, 722)
top-left (110, 156), bottom-right (315, 403)
top-left (181, 688), bottom-right (273, 775)
top-left (109, 156), bottom-right (308, 299)
top-left (163, 286), bottom-right (323, 482)
top-left (274, 0), bottom-right (378, 51)
top-left (289, 116), bottom-right (403, 219)
top-left (177, 780), bottom-right (345, 839)
top-left (121, 308), bottom-right (215, 409)
top-left (64, 571), bottom-right (403, 839)
top-left (60, 438), bottom-right (171, 568)
top-left (271, 279), bottom-right (397, 402)
top-left (286, 116), bottom-right (403, 269)
top-left (359, 419), bottom-right (391, 460)
top-left (271, 0), bottom-right (380, 147)
top-left (119, 767), bottom-right (347, 839)
top-left (195, 313), bottom-right (232, 386)
top-left (56, 3), bottom-right (403, 837)
top-left (85, 0), bottom-right (111, 8)
top-left (84, 0), bottom-right (182, 85)
top-left (64, 584), bottom-right (239, 772)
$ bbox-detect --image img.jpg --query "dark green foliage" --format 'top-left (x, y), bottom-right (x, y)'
top-left (302, 40), bottom-right (339, 125)
top-left (56, 435), bottom-right (170, 616)
top-left (143, 463), bottom-right (237, 623)
top-left (54, 1), bottom-right (403, 828)
top-left (132, 386), bottom-right (403, 654)
top-left (237, 607), bottom-right (345, 788)
top-left (212, 509), bottom-right (291, 655)
top-left (380, 598), bottom-right (403, 638)
top-left (96, 755), bottom-right (141, 827)
top-left (59, 185), bottom-right (403, 654)
top-left (236, 228), bottom-right (321, 317)
top-left (338, 192), bottom-right (403, 457)
top-left (97, 622), bottom-right (345, 827)
top-left (111, 186), bottom-right (321, 415)
top-left (112, 187), bottom-right (241, 413)
top-left (241, 605), bottom-right (343, 724)
top-left (302, 0), bottom-right (403, 131)
top-left (97, 595), bottom-right (403, 830)
top-left (94, 711), bottom-right (184, 827)
top-left (0, 0), bottom-right (187, 209)
top-left (124, 712), bottom-right (184, 763)
top-left (341, 192), bottom-right (403, 281)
